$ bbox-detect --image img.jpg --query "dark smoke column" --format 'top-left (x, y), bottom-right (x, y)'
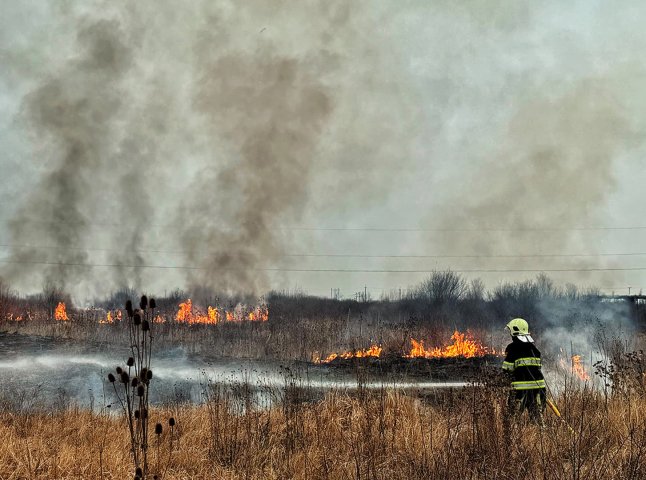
top-left (5, 20), bottom-right (131, 293)
top-left (180, 49), bottom-right (333, 294)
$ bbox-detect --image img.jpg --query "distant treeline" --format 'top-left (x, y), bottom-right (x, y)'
top-left (1, 273), bottom-right (644, 360)
top-left (268, 272), bottom-right (646, 333)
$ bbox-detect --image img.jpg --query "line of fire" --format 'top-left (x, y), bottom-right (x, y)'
top-left (4, 297), bottom-right (598, 383)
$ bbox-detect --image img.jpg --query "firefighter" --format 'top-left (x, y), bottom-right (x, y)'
top-left (502, 318), bottom-right (546, 422)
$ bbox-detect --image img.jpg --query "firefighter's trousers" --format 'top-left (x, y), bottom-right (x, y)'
top-left (508, 388), bottom-right (546, 423)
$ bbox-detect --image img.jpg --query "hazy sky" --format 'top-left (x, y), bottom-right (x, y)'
top-left (1, 1), bottom-right (645, 302)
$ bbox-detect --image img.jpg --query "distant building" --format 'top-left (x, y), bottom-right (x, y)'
top-left (599, 295), bottom-right (646, 305)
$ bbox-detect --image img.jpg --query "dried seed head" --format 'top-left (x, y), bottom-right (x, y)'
top-left (142, 408), bottom-right (148, 419)
top-left (131, 378), bottom-right (139, 388)
top-left (155, 423), bottom-right (163, 435)
top-left (116, 366), bottom-right (123, 375)
top-left (168, 417), bottom-right (175, 427)
top-left (125, 300), bottom-right (133, 317)
top-left (108, 373), bottom-right (115, 383)
top-left (140, 368), bottom-right (148, 380)
top-left (137, 385), bottom-right (145, 397)
top-left (146, 369), bottom-right (153, 381)
top-left (134, 410), bottom-right (140, 419)
top-left (149, 298), bottom-right (156, 309)
top-left (135, 467), bottom-right (143, 478)
top-left (142, 320), bottom-right (150, 332)
top-left (133, 312), bottom-right (141, 326)
top-left (126, 357), bottom-right (135, 367)
top-left (140, 295), bottom-right (148, 310)
top-left (120, 372), bottom-right (129, 384)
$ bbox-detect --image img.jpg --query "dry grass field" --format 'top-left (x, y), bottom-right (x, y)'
top-left (1, 384), bottom-right (645, 479)
top-left (2, 278), bottom-right (645, 478)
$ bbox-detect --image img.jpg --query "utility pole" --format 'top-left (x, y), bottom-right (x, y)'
top-left (364, 285), bottom-right (367, 303)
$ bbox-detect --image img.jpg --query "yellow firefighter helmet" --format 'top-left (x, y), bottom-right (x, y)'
top-left (506, 318), bottom-right (529, 336)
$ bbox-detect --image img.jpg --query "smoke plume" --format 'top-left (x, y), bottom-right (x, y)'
top-left (1, 2), bottom-right (645, 299)
top-left (5, 18), bottom-right (131, 293)
top-left (437, 81), bottom-right (632, 260)
top-left (0, 2), bottom-right (364, 297)
top-left (179, 36), bottom-right (333, 293)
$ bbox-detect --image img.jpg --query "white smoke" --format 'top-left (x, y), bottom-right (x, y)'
top-left (1, 1), bottom-right (645, 299)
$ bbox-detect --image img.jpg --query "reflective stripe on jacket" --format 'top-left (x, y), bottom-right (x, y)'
top-left (514, 357), bottom-right (542, 368)
top-left (502, 337), bottom-right (545, 390)
top-left (511, 379), bottom-right (546, 390)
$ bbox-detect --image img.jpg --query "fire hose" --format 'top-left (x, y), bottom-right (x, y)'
top-left (523, 364), bottom-right (575, 434)
top-left (543, 389), bottom-right (575, 434)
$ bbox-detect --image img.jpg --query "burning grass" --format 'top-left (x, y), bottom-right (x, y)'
top-left (175, 299), bottom-right (268, 325)
top-left (54, 302), bottom-right (68, 321)
top-left (317, 345), bottom-right (383, 364)
top-left (405, 330), bottom-right (494, 359)
top-left (0, 385), bottom-right (645, 479)
top-left (316, 330), bottom-right (498, 367)
top-left (17, 299), bottom-right (270, 327)
top-left (559, 352), bottom-right (592, 382)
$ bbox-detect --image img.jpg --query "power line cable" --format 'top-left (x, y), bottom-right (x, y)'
top-left (287, 226), bottom-right (646, 232)
top-left (2, 258), bottom-right (646, 273)
top-left (4, 216), bottom-right (646, 232)
top-left (2, 243), bottom-right (646, 259)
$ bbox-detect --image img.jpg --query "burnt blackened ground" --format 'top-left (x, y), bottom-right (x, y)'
top-left (322, 354), bottom-right (502, 382)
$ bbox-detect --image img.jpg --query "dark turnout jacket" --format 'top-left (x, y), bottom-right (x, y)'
top-left (502, 336), bottom-right (545, 390)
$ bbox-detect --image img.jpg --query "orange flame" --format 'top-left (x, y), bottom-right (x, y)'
top-left (176, 299), bottom-right (193, 322)
top-left (320, 345), bottom-right (382, 364)
top-left (175, 299), bottom-right (219, 325)
top-left (571, 355), bottom-right (590, 381)
top-left (561, 354), bottom-right (590, 381)
top-left (99, 310), bottom-right (122, 324)
top-left (208, 306), bottom-right (220, 324)
top-left (153, 315), bottom-right (165, 324)
top-left (406, 331), bottom-right (490, 359)
top-left (99, 311), bottom-right (114, 325)
top-left (54, 302), bottom-right (69, 321)
top-left (175, 298), bottom-right (220, 325)
top-left (558, 351), bottom-right (590, 381)
top-left (175, 299), bottom-right (268, 325)
top-left (249, 305), bottom-right (269, 322)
